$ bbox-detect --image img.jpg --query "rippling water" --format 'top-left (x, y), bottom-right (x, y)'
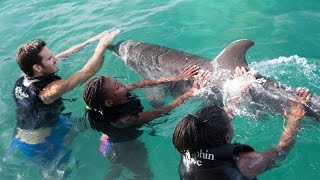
top-left (0, 0), bottom-right (319, 179)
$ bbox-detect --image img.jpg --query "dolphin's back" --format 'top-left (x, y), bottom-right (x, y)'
top-left (112, 40), bottom-right (213, 75)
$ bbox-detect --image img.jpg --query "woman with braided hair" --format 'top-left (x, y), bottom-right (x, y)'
top-left (83, 66), bottom-right (209, 179)
top-left (172, 67), bottom-right (312, 180)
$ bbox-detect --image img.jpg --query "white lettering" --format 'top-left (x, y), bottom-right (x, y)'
top-left (15, 86), bottom-right (29, 100)
top-left (183, 151), bottom-right (202, 168)
top-left (197, 149), bottom-right (214, 160)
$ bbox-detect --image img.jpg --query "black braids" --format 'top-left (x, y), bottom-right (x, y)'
top-left (83, 76), bottom-right (104, 109)
top-left (173, 114), bottom-right (199, 154)
top-left (172, 105), bottom-right (229, 156)
top-left (83, 76), bottom-right (105, 128)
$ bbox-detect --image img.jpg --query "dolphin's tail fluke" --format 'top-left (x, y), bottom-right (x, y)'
top-left (214, 39), bottom-right (254, 71)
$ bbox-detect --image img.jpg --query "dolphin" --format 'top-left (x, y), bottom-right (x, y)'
top-left (108, 39), bottom-right (320, 119)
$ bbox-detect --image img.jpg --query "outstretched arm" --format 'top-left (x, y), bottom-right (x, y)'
top-left (238, 88), bottom-right (311, 179)
top-left (115, 71), bottom-right (210, 126)
top-left (39, 29), bottom-right (120, 104)
top-left (56, 29), bottom-right (115, 60)
top-left (126, 65), bottom-right (199, 90)
top-left (273, 88), bottom-right (311, 157)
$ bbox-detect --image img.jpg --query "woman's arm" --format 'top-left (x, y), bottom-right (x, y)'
top-left (118, 71), bottom-right (209, 125)
top-left (56, 29), bottom-right (115, 60)
top-left (270, 88), bottom-right (311, 158)
top-left (126, 65), bottom-right (199, 90)
top-left (239, 88), bottom-right (311, 179)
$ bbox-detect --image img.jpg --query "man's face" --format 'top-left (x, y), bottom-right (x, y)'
top-left (38, 46), bottom-right (58, 75)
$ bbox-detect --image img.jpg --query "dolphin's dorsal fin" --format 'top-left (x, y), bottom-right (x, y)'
top-left (214, 39), bottom-right (254, 70)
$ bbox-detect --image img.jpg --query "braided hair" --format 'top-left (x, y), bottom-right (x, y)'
top-left (83, 76), bottom-right (105, 124)
top-left (172, 105), bottom-right (229, 155)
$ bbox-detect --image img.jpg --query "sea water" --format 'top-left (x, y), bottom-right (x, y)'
top-left (0, 0), bottom-right (319, 179)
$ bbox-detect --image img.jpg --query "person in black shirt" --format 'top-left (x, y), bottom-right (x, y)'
top-left (83, 66), bottom-right (209, 179)
top-left (172, 67), bottom-right (312, 180)
top-left (12, 29), bottom-right (119, 177)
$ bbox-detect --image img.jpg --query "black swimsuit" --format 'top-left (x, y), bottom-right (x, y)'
top-left (89, 92), bottom-right (144, 143)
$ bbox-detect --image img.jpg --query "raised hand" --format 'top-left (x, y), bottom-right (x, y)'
top-left (295, 88), bottom-right (312, 105)
top-left (98, 29), bottom-right (120, 47)
top-left (56, 29), bottom-right (120, 59)
top-left (178, 65), bottom-right (200, 81)
top-left (285, 88), bottom-right (311, 121)
top-left (86, 28), bottom-right (117, 43)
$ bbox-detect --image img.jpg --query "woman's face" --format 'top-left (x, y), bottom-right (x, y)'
top-left (102, 76), bottom-right (128, 106)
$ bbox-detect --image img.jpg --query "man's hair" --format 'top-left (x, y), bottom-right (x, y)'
top-left (16, 39), bottom-right (46, 77)
top-left (172, 105), bottom-right (229, 155)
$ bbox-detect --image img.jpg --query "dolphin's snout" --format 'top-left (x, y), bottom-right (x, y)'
top-left (107, 41), bottom-right (125, 56)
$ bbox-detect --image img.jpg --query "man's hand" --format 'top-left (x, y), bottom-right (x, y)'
top-left (177, 65), bottom-right (200, 81)
top-left (56, 29), bottom-right (120, 60)
top-left (97, 29), bottom-right (120, 49)
top-left (86, 29), bottom-right (117, 44)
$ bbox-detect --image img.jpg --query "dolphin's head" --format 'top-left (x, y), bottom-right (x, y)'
top-left (108, 41), bottom-right (123, 56)
top-left (108, 40), bottom-right (142, 67)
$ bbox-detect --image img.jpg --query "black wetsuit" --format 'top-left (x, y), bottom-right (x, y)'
top-left (88, 92), bottom-right (144, 143)
top-left (13, 75), bottom-right (64, 130)
top-left (179, 143), bottom-right (255, 180)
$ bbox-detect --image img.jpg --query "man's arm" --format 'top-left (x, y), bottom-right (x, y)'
top-left (56, 29), bottom-right (114, 60)
top-left (39, 29), bottom-right (120, 104)
top-left (126, 65), bottom-right (199, 90)
top-left (238, 88), bottom-right (311, 179)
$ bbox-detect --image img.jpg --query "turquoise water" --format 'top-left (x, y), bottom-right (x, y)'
top-left (0, 0), bottom-right (319, 179)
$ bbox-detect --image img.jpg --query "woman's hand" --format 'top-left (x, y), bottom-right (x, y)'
top-left (191, 71), bottom-right (210, 92)
top-left (177, 65), bottom-right (200, 81)
top-left (285, 88), bottom-right (312, 122)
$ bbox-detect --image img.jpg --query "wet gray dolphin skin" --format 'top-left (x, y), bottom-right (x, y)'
top-left (108, 39), bottom-right (319, 119)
